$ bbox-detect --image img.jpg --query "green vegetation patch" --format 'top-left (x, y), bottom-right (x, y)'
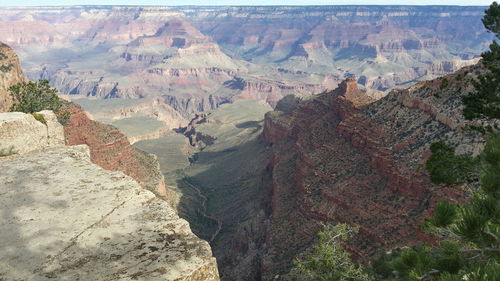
top-left (30, 112), bottom-right (47, 125)
top-left (9, 80), bottom-right (71, 125)
top-left (425, 141), bottom-right (478, 185)
top-left (134, 134), bottom-right (193, 175)
top-left (0, 63), bottom-right (13, 72)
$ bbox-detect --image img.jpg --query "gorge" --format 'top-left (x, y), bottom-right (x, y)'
top-left (0, 3), bottom-right (498, 281)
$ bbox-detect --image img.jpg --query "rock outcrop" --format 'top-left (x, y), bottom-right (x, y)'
top-left (0, 110), bottom-right (64, 155)
top-left (0, 43), bottom-right (25, 112)
top-left (260, 69), bottom-right (485, 278)
top-left (0, 144), bottom-right (219, 281)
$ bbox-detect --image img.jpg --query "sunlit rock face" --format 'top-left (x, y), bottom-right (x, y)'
top-left (0, 145), bottom-right (220, 281)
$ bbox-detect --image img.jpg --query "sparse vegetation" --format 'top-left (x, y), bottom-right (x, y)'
top-left (0, 63), bottom-right (13, 72)
top-left (30, 112), bottom-right (47, 125)
top-left (294, 3), bottom-right (500, 280)
top-left (291, 223), bottom-right (372, 281)
top-left (439, 78), bottom-right (449, 90)
top-left (9, 79), bottom-right (71, 125)
top-left (372, 133), bottom-right (500, 281)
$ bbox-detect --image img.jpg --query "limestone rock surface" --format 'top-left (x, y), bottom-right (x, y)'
top-left (0, 110), bottom-right (64, 155)
top-left (0, 145), bottom-right (219, 281)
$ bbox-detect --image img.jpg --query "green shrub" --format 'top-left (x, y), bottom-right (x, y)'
top-left (440, 78), bottom-right (449, 90)
top-left (291, 223), bottom-right (372, 281)
top-left (30, 112), bottom-right (47, 125)
top-left (462, 1), bottom-right (500, 121)
top-left (9, 80), bottom-right (71, 125)
top-left (425, 141), bottom-right (478, 185)
top-left (0, 64), bottom-right (13, 72)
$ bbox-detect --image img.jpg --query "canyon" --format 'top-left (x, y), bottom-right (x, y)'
top-left (0, 43), bottom-right (220, 280)
top-left (0, 4), bottom-right (497, 281)
top-left (260, 68), bottom-right (485, 278)
top-left (0, 5), bottom-right (492, 131)
top-left (165, 65), bottom-right (486, 280)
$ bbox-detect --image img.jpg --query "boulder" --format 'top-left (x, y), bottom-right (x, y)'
top-left (0, 110), bottom-right (64, 156)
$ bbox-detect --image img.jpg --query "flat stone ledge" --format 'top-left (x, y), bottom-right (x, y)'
top-left (0, 145), bottom-right (219, 281)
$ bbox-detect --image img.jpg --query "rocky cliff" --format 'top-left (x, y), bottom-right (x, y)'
top-left (260, 65), bottom-right (485, 279)
top-left (0, 43), bottom-right (25, 112)
top-left (0, 111), bottom-right (220, 280)
top-left (63, 104), bottom-right (169, 197)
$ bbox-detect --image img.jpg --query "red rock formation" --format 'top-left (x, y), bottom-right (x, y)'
top-left (0, 43), bottom-right (26, 112)
top-left (63, 104), bottom-right (168, 198)
top-left (260, 72), bottom-right (483, 279)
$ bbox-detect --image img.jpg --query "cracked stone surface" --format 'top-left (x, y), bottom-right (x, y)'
top-left (0, 145), bottom-right (219, 281)
top-left (0, 110), bottom-right (64, 156)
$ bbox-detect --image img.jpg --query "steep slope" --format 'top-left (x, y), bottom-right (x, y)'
top-left (261, 65), bottom-right (485, 279)
top-left (63, 104), bottom-right (169, 197)
top-left (0, 43), bottom-right (25, 111)
top-left (137, 100), bottom-right (273, 281)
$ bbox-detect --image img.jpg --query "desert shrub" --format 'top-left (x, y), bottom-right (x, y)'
top-left (440, 78), bottom-right (449, 90)
top-left (9, 80), bottom-right (71, 125)
top-left (425, 141), bottom-right (478, 185)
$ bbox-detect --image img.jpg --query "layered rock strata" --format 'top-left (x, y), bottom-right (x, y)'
top-left (0, 6), bottom-right (490, 121)
top-left (63, 104), bottom-right (168, 197)
top-left (261, 68), bottom-right (484, 279)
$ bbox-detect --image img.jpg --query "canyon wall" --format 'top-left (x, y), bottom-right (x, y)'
top-left (0, 6), bottom-right (491, 122)
top-left (260, 65), bottom-right (485, 279)
top-left (63, 104), bottom-right (170, 196)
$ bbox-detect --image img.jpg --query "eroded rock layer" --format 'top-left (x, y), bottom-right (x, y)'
top-left (63, 104), bottom-right (168, 197)
top-left (0, 5), bottom-right (491, 120)
top-left (261, 67), bottom-right (485, 279)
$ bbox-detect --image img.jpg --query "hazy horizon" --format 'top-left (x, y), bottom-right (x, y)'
top-left (0, 0), bottom-right (493, 7)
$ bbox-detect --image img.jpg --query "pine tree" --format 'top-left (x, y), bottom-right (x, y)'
top-left (290, 223), bottom-right (372, 281)
top-left (463, 2), bottom-right (500, 122)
